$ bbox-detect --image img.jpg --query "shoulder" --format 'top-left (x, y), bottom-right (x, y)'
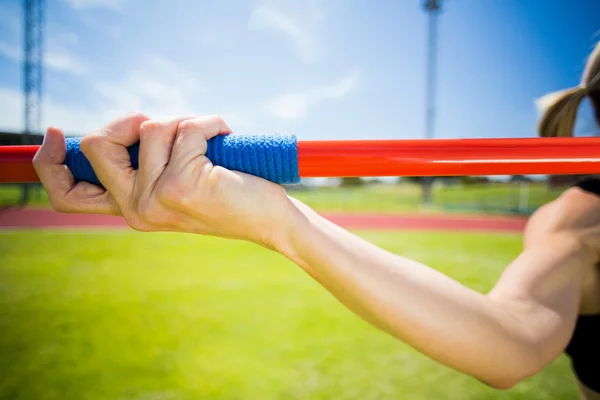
top-left (524, 180), bottom-right (600, 251)
top-left (532, 177), bottom-right (600, 222)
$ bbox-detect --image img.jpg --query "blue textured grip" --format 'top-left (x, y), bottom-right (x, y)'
top-left (64, 134), bottom-right (300, 186)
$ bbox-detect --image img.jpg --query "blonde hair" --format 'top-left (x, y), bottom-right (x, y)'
top-left (537, 42), bottom-right (600, 137)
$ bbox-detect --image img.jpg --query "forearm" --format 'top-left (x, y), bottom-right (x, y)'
top-left (274, 198), bottom-right (576, 387)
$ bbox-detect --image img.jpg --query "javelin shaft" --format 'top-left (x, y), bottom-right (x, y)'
top-left (1, 137), bottom-right (600, 184)
top-left (297, 137), bottom-right (600, 177)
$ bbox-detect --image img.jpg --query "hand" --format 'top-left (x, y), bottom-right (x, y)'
top-left (33, 112), bottom-right (295, 248)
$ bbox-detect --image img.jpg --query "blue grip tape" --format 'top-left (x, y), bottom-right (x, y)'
top-left (64, 134), bottom-right (300, 186)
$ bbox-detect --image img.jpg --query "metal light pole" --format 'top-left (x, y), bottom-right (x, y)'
top-left (21, 0), bottom-right (45, 205)
top-left (422, 0), bottom-right (442, 207)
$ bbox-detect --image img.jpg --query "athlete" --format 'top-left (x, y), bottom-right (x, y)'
top-left (33, 42), bottom-right (600, 398)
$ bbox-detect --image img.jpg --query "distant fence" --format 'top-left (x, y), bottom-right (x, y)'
top-left (0, 174), bottom-right (570, 215)
top-left (436, 182), bottom-right (563, 216)
top-left (287, 180), bottom-right (565, 216)
top-left (0, 183), bottom-right (45, 209)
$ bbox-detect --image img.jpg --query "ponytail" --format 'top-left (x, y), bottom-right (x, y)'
top-left (537, 42), bottom-right (600, 137)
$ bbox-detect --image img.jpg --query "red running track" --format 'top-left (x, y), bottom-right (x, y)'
top-left (0, 208), bottom-right (528, 232)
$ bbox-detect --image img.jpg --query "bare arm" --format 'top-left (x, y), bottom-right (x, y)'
top-left (275, 195), bottom-right (597, 389)
top-left (34, 115), bottom-right (599, 390)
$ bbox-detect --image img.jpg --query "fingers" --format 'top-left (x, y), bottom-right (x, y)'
top-left (136, 115), bottom-right (195, 195)
top-left (35, 114), bottom-right (232, 221)
top-left (79, 112), bottom-right (150, 207)
top-left (168, 115), bottom-right (232, 172)
top-left (33, 127), bottom-right (118, 215)
top-left (104, 111), bottom-right (152, 146)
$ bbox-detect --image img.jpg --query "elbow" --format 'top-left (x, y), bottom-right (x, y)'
top-left (478, 370), bottom-right (533, 390)
top-left (480, 376), bottom-right (525, 391)
top-left (476, 355), bottom-right (545, 390)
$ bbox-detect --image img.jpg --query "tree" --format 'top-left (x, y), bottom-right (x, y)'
top-left (340, 177), bottom-right (365, 187)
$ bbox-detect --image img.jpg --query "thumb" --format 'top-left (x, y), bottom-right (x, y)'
top-left (34, 126), bottom-right (66, 166)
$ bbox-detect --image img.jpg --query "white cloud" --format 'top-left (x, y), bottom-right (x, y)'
top-left (144, 55), bottom-right (200, 93)
top-left (79, 14), bottom-right (122, 38)
top-left (0, 1), bottom-right (84, 75)
top-left (249, 6), bottom-right (314, 63)
top-left (0, 39), bottom-right (88, 75)
top-left (0, 54), bottom-right (193, 134)
top-left (0, 2), bottom-right (21, 33)
top-left (0, 52), bottom-right (254, 135)
top-left (92, 54), bottom-right (202, 118)
top-left (0, 88), bottom-right (23, 131)
top-left (0, 41), bottom-right (21, 61)
top-left (248, 0), bottom-right (326, 63)
top-left (45, 51), bottom-right (88, 75)
top-left (60, 32), bottom-right (80, 46)
top-left (94, 76), bottom-right (194, 117)
top-left (63, 0), bottom-right (125, 11)
top-left (195, 28), bottom-right (236, 48)
top-left (0, 87), bottom-right (107, 134)
top-left (0, 83), bottom-right (253, 136)
top-left (266, 69), bottom-right (360, 119)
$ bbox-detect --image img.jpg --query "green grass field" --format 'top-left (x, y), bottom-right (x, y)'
top-left (0, 181), bottom-right (562, 215)
top-left (0, 184), bottom-right (48, 207)
top-left (289, 182), bottom-right (561, 215)
top-left (0, 230), bottom-right (578, 399)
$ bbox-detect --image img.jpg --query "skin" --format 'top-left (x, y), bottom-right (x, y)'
top-left (34, 113), bottom-right (600, 397)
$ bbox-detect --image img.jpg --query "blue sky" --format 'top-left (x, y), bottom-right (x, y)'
top-left (0, 0), bottom-right (599, 141)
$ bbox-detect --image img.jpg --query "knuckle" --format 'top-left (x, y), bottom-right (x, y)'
top-left (48, 195), bottom-right (70, 213)
top-left (155, 177), bottom-right (192, 208)
top-left (128, 221), bottom-right (151, 232)
top-left (154, 180), bottom-right (173, 205)
top-left (137, 199), bottom-right (163, 225)
top-left (210, 114), bottom-right (226, 125)
top-left (139, 120), bottom-right (173, 145)
top-left (79, 133), bottom-right (108, 156)
top-left (121, 211), bottom-right (151, 232)
top-left (140, 120), bottom-right (163, 137)
top-left (129, 222), bottom-right (152, 233)
top-left (125, 111), bottom-right (150, 125)
top-left (177, 119), bottom-right (197, 136)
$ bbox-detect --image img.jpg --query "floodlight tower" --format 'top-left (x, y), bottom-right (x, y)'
top-left (422, 0), bottom-right (442, 207)
top-left (21, 0), bottom-right (45, 204)
top-left (23, 0), bottom-right (44, 139)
